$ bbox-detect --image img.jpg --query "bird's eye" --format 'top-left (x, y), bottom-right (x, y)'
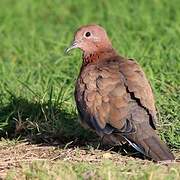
top-left (85, 32), bottom-right (91, 37)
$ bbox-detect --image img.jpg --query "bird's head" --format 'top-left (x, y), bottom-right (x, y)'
top-left (66, 24), bottom-right (113, 54)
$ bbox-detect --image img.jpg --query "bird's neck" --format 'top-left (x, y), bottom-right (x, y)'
top-left (82, 48), bottom-right (117, 65)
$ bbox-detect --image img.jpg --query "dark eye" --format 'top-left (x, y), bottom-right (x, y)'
top-left (85, 32), bottom-right (91, 37)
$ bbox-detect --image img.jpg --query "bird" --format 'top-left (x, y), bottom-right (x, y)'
top-left (66, 24), bottom-right (175, 162)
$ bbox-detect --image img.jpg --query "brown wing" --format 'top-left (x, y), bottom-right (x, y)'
top-left (118, 58), bottom-right (157, 128)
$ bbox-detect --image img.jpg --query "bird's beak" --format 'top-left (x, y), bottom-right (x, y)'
top-left (65, 40), bottom-right (79, 53)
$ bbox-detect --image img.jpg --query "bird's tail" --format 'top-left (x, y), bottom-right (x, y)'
top-left (124, 133), bottom-right (175, 162)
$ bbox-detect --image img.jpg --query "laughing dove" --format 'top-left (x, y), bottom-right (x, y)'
top-left (66, 24), bottom-right (174, 161)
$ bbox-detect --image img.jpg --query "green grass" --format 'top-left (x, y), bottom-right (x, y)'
top-left (0, 0), bottom-right (180, 179)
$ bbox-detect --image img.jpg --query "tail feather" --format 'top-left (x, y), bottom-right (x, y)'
top-left (125, 134), bottom-right (175, 161)
top-left (143, 135), bottom-right (175, 161)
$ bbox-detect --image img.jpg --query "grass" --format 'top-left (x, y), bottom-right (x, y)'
top-left (6, 161), bottom-right (180, 180)
top-left (0, 0), bottom-right (179, 179)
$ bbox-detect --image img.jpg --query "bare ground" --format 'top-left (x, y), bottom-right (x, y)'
top-left (0, 140), bottom-right (179, 179)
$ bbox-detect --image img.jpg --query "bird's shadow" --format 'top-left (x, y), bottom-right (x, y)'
top-left (0, 96), bottom-right (98, 146)
top-left (0, 96), bottom-right (145, 160)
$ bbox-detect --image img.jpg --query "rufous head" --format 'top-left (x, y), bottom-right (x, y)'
top-left (66, 24), bottom-right (113, 54)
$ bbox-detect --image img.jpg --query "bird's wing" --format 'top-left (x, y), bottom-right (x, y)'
top-left (75, 62), bottom-right (127, 135)
top-left (118, 58), bottom-right (157, 129)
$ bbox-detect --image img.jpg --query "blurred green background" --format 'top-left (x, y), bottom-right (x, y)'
top-left (0, 0), bottom-right (179, 148)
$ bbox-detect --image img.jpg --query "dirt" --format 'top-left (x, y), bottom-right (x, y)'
top-left (0, 141), bottom-right (179, 179)
top-left (0, 141), bottom-right (144, 178)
